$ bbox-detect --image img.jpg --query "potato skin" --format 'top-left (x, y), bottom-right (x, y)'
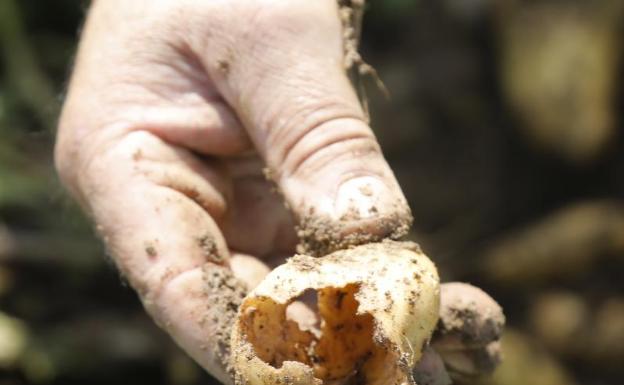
top-left (230, 241), bottom-right (440, 385)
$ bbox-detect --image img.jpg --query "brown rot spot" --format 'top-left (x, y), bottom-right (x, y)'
top-left (335, 290), bottom-right (347, 310)
top-left (239, 284), bottom-right (402, 385)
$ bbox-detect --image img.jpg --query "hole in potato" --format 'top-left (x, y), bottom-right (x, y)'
top-left (285, 289), bottom-right (321, 337)
top-left (239, 284), bottom-right (397, 385)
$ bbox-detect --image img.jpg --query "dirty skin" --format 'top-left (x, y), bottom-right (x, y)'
top-left (295, 207), bottom-right (413, 257)
top-left (202, 264), bottom-right (249, 376)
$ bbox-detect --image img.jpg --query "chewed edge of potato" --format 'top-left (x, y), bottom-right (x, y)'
top-left (230, 241), bottom-right (441, 385)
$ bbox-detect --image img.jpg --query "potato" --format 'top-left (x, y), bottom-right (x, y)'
top-left (230, 241), bottom-right (440, 385)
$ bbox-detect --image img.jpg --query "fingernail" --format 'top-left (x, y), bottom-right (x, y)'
top-left (334, 176), bottom-right (395, 221)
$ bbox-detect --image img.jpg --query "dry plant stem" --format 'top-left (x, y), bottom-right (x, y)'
top-left (338, 0), bottom-right (390, 121)
top-left (230, 241), bottom-right (440, 385)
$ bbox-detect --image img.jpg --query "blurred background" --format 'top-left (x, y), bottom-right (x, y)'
top-left (1, 0), bottom-right (623, 384)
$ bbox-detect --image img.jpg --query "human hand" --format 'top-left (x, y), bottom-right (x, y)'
top-left (415, 283), bottom-right (504, 385)
top-left (55, 0), bottom-right (502, 383)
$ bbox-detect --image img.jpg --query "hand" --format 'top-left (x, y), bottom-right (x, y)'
top-left (415, 283), bottom-right (505, 385)
top-left (56, 0), bottom-right (410, 382)
top-left (55, 0), bottom-right (502, 383)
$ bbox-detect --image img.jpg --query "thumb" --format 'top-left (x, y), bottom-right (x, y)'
top-left (201, 0), bottom-right (412, 255)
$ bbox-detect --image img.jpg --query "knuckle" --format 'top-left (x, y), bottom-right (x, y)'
top-left (288, 125), bottom-right (379, 181)
top-left (272, 110), bottom-right (378, 181)
top-left (262, 92), bottom-right (370, 173)
top-left (54, 116), bottom-right (140, 198)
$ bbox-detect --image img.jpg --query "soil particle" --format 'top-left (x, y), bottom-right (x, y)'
top-left (262, 167), bottom-right (274, 181)
top-left (144, 240), bottom-right (158, 260)
top-left (202, 264), bottom-right (248, 378)
top-left (217, 59), bottom-right (230, 75)
top-left (197, 234), bottom-right (224, 263)
top-left (358, 184), bottom-right (374, 197)
top-left (289, 255), bottom-right (321, 272)
top-left (439, 305), bottom-right (499, 345)
top-left (132, 149), bottom-right (143, 161)
top-left (383, 290), bottom-right (395, 312)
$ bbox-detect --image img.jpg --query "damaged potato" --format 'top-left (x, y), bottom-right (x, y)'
top-left (230, 241), bottom-right (440, 385)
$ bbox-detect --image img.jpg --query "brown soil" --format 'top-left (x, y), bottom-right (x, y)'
top-left (295, 207), bottom-right (413, 257)
top-left (202, 264), bottom-right (249, 376)
top-left (338, 0), bottom-right (365, 71)
top-left (338, 0), bottom-right (389, 116)
top-left (197, 234), bottom-right (225, 264)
